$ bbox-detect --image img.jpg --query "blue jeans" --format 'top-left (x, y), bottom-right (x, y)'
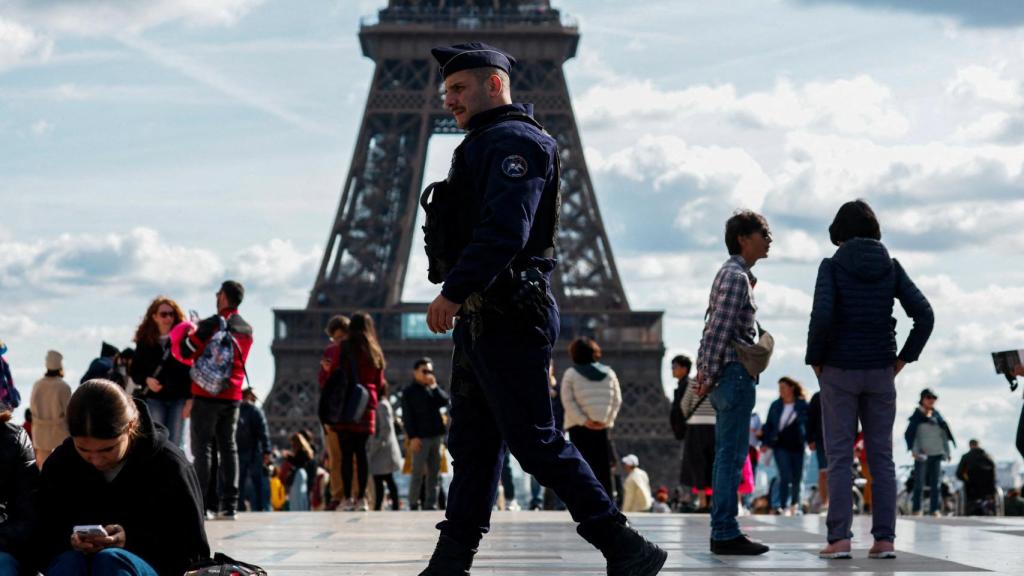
top-left (146, 397), bottom-right (186, 448)
top-left (289, 467), bottom-right (310, 511)
top-left (0, 551), bottom-right (20, 575)
top-left (912, 455), bottom-right (944, 513)
top-left (239, 451), bottom-right (270, 511)
top-left (47, 549), bottom-right (158, 576)
top-left (709, 362), bottom-right (756, 541)
top-left (775, 448), bottom-right (804, 508)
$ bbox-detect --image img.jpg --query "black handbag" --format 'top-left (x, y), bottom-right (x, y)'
top-left (318, 348), bottom-right (370, 426)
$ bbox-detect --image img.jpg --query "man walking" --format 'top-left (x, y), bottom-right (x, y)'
top-left (403, 357), bottom-right (449, 511)
top-left (696, 210), bottom-right (772, 555)
top-left (183, 280), bottom-right (253, 520)
top-left (420, 42), bottom-right (666, 575)
top-left (236, 387), bottom-right (271, 511)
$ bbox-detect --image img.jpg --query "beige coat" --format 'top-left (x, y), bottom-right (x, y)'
top-left (30, 376), bottom-right (71, 452)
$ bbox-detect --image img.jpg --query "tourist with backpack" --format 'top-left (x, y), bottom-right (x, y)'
top-left (181, 280), bottom-right (253, 521)
top-left (331, 312), bottom-right (382, 512)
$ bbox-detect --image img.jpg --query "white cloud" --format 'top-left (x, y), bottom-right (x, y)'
top-left (575, 75), bottom-right (909, 138)
top-left (232, 238), bottom-right (321, 291)
top-left (947, 64), bottom-right (1023, 107)
top-left (0, 16), bottom-right (52, 70)
top-left (2, 0), bottom-right (265, 36)
top-left (30, 119), bottom-right (52, 136)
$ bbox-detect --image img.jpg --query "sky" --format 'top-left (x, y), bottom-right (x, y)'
top-left (2, 0), bottom-right (1024, 467)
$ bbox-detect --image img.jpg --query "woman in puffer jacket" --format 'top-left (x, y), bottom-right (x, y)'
top-left (561, 337), bottom-right (622, 497)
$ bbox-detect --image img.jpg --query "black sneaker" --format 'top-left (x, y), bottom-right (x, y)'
top-left (710, 534), bottom-right (769, 555)
top-left (418, 535), bottom-right (476, 576)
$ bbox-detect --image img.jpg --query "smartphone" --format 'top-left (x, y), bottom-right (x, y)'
top-left (72, 525), bottom-right (108, 538)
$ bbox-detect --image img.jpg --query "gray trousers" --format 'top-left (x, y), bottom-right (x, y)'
top-left (820, 366), bottom-right (897, 543)
top-left (409, 434), bottom-right (443, 509)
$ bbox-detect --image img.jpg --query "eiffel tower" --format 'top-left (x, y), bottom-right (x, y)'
top-left (265, 0), bottom-right (677, 488)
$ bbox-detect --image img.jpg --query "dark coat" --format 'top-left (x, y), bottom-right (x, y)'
top-left (236, 401), bottom-right (271, 458)
top-left (957, 447), bottom-right (997, 500)
top-left (33, 399), bottom-right (209, 575)
top-left (806, 392), bottom-right (822, 446)
top-left (130, 339), bottom-right (193, 400)
top-left (401, 382), bottom-right (450, 439)
top-left (0, 421), bottom-right (37, 561)
top-left (762, 398), bottom-right (809, 452)
top-left (331, 349), bottom-right (381, 436)
top-left (805, 238), bottom-right (934, 369)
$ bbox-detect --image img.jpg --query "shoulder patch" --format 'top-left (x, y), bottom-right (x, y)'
top-left (501, 154), bottom-right (528, 178)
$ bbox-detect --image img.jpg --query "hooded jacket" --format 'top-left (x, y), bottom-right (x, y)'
top-left (0, 420), bottom-right (37, 562)
top-left (561, 363), bottom-right (622, 430)
top-left (33, 399), bottom-right (210, 575)
top-left (806, 238), bottom-right (934, 369)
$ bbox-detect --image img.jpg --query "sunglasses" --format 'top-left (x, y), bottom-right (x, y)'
top-left (157, 311), bottom-right (175, 319)
top-left (420, 369), bottom-right (434, 375)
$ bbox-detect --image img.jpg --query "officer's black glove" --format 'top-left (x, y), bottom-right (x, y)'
top-left (194, 315), bottom-right (221, 341)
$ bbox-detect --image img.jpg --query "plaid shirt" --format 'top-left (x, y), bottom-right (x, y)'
top-left (697, 255), bottom-right (758, 386)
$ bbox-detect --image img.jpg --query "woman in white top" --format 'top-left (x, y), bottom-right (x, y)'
top-left (29, 350), bottom-right (71, 468)
top-left (561, 337), bottom-right (621, 497)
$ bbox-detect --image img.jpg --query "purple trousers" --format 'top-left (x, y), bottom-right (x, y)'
top-left (819, 366), bottom-right (897, 544)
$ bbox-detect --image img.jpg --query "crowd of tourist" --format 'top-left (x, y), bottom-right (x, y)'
top-left (4, 200), bottom-right (1024, 574)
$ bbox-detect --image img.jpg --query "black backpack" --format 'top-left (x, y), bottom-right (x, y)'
top-left (187, 553), bottom-right (267, 575)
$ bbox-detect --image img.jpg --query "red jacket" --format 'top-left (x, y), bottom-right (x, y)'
top-left (331, 349), bottom-right (381, 436)
top-left (184, 309), bottom-right (253, 402)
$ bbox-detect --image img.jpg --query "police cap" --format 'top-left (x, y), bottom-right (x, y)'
top-left (431, 42), bottom-right (516, 80)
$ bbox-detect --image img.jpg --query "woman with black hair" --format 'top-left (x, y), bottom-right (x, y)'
top-left (332, 312), bottom-right (383, 511)
top-left (34, 379), bottom-right (209, 575)
top-left (807, 199), bottom-right (933, 559)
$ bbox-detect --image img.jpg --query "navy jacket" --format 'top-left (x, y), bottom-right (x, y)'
top-left (761, 398), bottom-right (809, 452)
top-left (440, 103), bottom-right (560, 305)
top-left (236, 401), bottom-right (271, 457)
top-left (904, 407), bottom-right (956, 452)
top-left (805, 238), bottom-right (934, 369)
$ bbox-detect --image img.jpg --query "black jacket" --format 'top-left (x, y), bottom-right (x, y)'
top-left (0, 421), bottom-right (37, 561)
top-left (236, 401), bottom-right (271, 458)
top-left (401, 383), bottom-right (449, 439)
top-left (806, 238), bottom-right (934, 369)
top-left (131, 339), bottom-right (193, 400)
top-left (33, 399), bottom-right (210, 575)
top-left (806, 392), bottom-right (822, 446)
top-left (957, 447), bottom-right (996, 500)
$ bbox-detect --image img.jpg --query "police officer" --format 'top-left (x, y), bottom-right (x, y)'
top-left (420, 42), bottom-right (667, 576)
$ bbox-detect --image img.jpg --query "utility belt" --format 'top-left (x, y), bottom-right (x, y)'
top-left (461, 266), bottom-right (553, 341)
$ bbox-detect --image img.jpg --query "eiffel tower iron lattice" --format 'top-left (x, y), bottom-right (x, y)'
top-left (265, 0), bottom-right (677, 489)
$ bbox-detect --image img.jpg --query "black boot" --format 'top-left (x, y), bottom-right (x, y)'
top-left (578, 515), bottom-right (668, 576)
top-left (418, 535), bottom-right (477, 576)
top-left (710, 534), bottom-right (769, 555)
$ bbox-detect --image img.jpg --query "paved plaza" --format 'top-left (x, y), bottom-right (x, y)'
top-left (206, 511), bottom-right (1024, 575)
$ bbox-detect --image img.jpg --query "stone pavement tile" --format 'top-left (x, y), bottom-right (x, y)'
top-left (206, 511), bottom-right (1024, 575)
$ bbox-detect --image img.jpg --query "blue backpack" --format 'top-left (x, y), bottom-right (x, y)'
top-left (190, 317), bottom-right (241, 396)
top-left (0, 357), bottom-right (19, 409)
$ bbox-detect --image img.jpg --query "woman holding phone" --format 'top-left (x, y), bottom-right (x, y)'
top-left (34, 379), bottom-right (209, 575)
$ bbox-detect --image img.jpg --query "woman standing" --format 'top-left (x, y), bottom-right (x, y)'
top-left (29, 350), bottom-right (71, 468)
top-left (284, 432), bottom-right (315, 512)
top-left (131, 297), bottom-right (192, 447)
top-left (806, 200), bottom-right (934, 559)
top-left (560, 337), bottom-right (622, 497)
top-left (679, 379), bottom-right (716, 511)
top-left (369, 380), bottom-right (403, 510)
top-left (35, 379), bottom-right (209, 575)
top-left (333, 312), bottom-right (383, 511)
top-left (904, 388), bottom-right (955, 516)
top-left (761, 377), bottom-right (809, 516)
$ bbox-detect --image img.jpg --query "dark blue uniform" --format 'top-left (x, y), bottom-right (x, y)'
top-left (437, 103), bottom-right (619, 549)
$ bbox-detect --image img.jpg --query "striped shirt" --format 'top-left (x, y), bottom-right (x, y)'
top-left (697, 255), bottom-right (758, 386)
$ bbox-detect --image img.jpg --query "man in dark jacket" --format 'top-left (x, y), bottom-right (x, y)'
top-left (402, 358), bottom-right (449, 510)
top-left (236, 388), bottom-right (271, 512)
top-left (182, 280), bottom-right (253, 520)
top-left (956, 439), bottom-right (996, 515)
top-left (79, 342), bottom-right (120, 384)
top-left (0, 411), bottom-right (37, 574)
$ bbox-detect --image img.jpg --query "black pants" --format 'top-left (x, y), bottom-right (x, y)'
top-left (374, 473), bottom-right (400, 510)
top-left (340, 431), bottom-right (369, 499)
top-left (567, 426), bottom-right (613, 498)
top-left (191, 398), bottom-right (240, 513)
